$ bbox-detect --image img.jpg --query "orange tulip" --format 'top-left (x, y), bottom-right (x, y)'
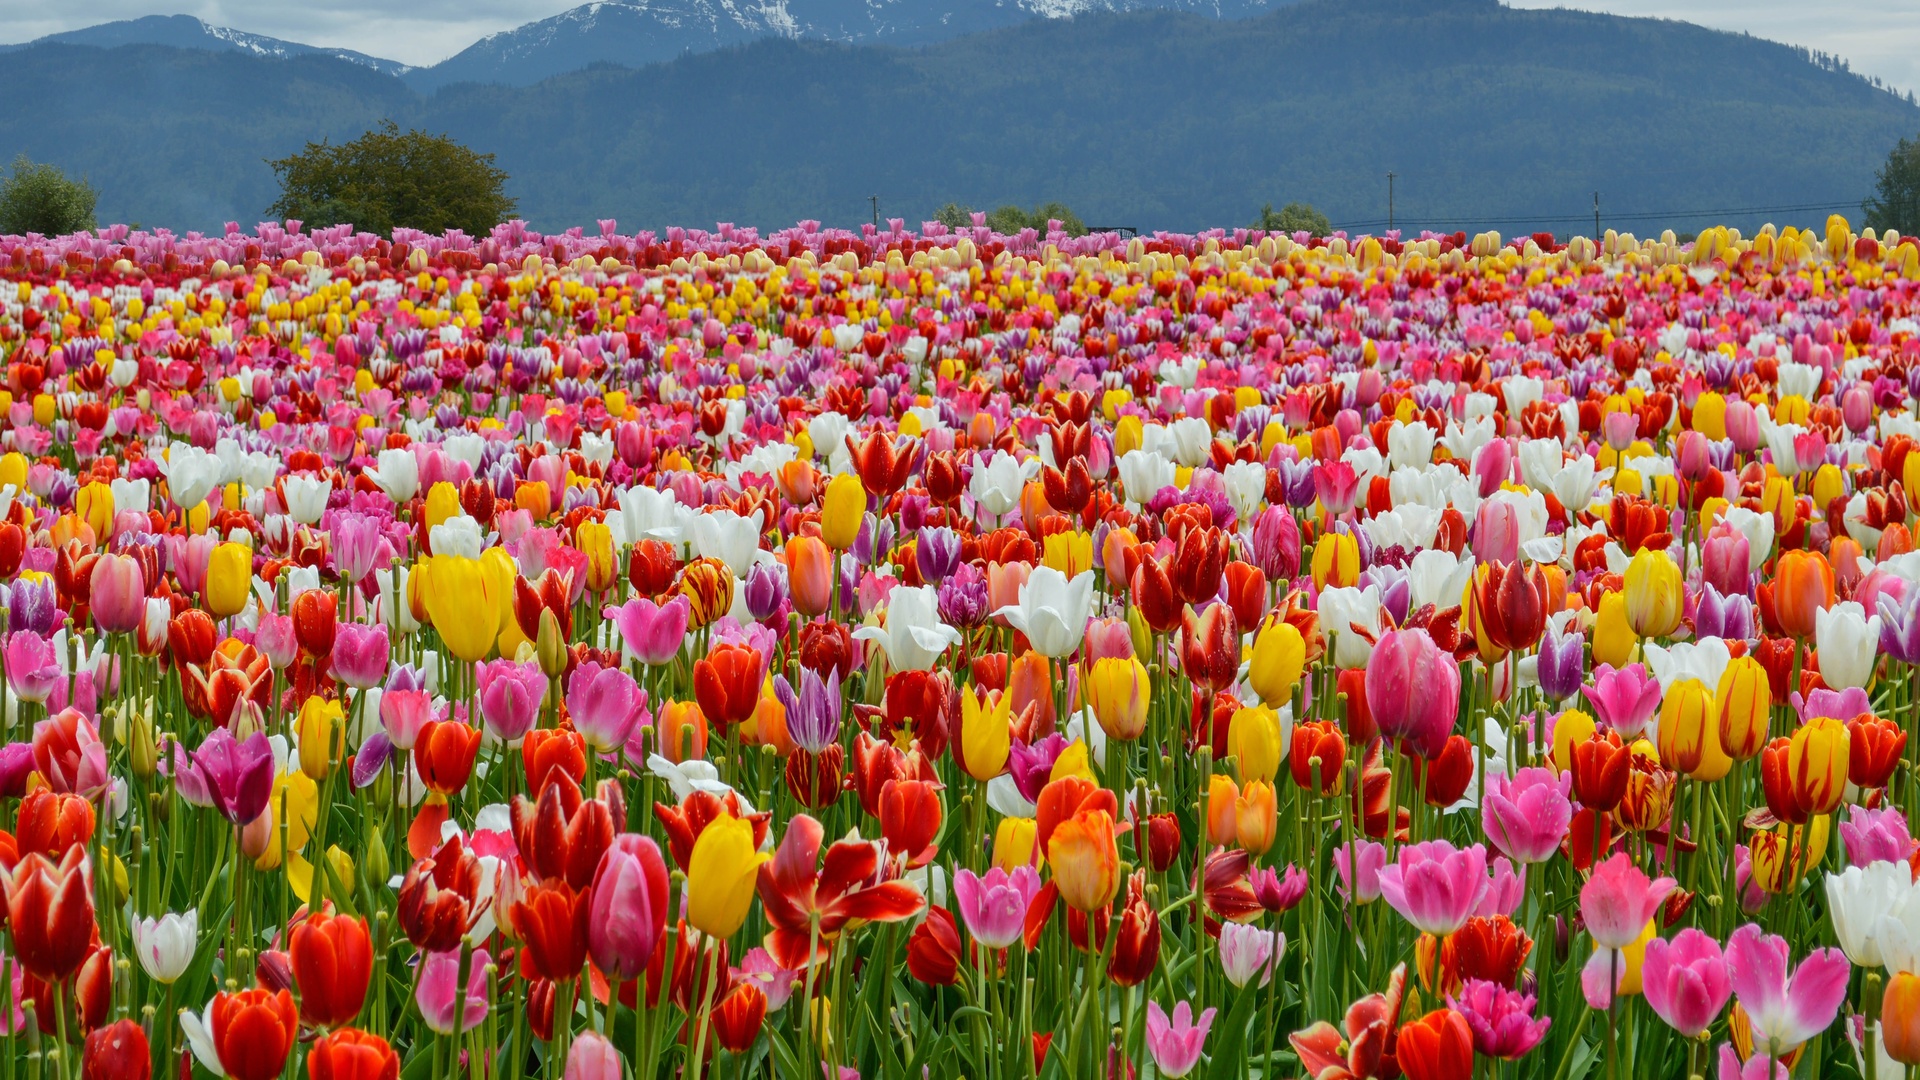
top-left (1048, 807), bottom-right (1122, 914)
top-left (1884, 971), bottom-right (1920, 1065)
top-left (784, 536), bottom-right (834, 617)
top-left (1768, 550), bottom-right (1833, 638)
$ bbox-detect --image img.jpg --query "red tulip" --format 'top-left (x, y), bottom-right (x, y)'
top-left (290, 913), bottom-right (373, 1027)
top-left (211, 988), bottom-right (299, 1080)
top-left (879, 778), bottom-right (943, 868)
top-left (513, 568), bottom-right (575, 642)
top-left (510, 878), bottom-right (592, 982)
top-left (757, 814), bottom-right (924, 969)
top-left (81, 1019), bottom-right (150, 1080)
top-left (397, 835), bottom-right (486, 952)
top-left (1398, 1008), bottom-right (1474, 1080)
top-left (1180, 602), bottom-right (1239, 692)
top-left (907, 906), bottom-right (962, 986)
top-left (6, 847), bottom-right (94, 980)
top-left (292, 588), bottom-right (337, 658)
top-left (848, 431), bottom-right (915, 499)
top-left (1129, 556), bottom-right (1182, 633)
top-left (522, 727), bottom-right (586, 796)
top-left (413, 720), bottom-right (482, 796)
top-left (15, 789), bottom-right (95, 858)
top-left (1170, 525), bottom-right (1230, 606)
top-left (511, 772), bottom-right (616, 890)
top-left (653, 789), bottom-right (771, 871)
top-left (1223, 562), bottom-right (1268, 630)
top-left (305, 1027), bottom-right (400, 1080)
top-left (693, 643), bottom-right (764, 728)
top-left (711, 981), bottom-right (768, 1053)
top-left (1109, 871), bottom-right (1160, 987)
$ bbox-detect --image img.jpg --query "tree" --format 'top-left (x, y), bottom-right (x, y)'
top-left (1254, 202), bottom-right (1331, 237)
top-left (1865, 134), bottom-right (1920, 236)
top-left (0, 156), bottom-right (98, 237)
top-left (267, 121), bottom-right (516, 237)
top-left (933, 202), bottom-right (1086, 236)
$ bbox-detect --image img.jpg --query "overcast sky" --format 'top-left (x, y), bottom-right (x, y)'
top-left (5, 0), bottom-right (1920, 82)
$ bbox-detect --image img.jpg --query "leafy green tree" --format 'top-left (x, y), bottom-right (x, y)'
top-left (268, 121), bottom-right (516, 236)
top-left (939, 202), bottom-right (1087, 236)
top-left (1865, 134), bottom-right (1920, 235)
top-left (0, 156), bottom-right (98, 237)
top-left (1254, 201), bottom-right (1331, 236)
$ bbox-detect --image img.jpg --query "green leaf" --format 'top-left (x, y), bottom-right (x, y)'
top-left (1204, 984), bottom-right (1264, 1080)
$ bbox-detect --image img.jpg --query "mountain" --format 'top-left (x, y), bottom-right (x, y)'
top-left (0, 14), bottom-right (412, 76)
top-left (0, 0), bottom-right (1915, 235)
top-left (407, 0), bottom-right (1284, 91)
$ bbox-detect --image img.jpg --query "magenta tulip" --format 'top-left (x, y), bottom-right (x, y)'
top-left (476, 659), bottom-right (545, 743)
top-left (331, 622), bottom-right (390, 690)
top-left (951, 866), bottom-right (1040, 950)
top-left (1448, 978), bottom-right (1550, 1059)
top-left (1365, 629), bottom-right (1459, 757)
top-left (1480, 767), bottom-right (1573, 865)
top-left (1580, 662), bottom-right (1662, 739)
top-left (605, 594), bottom-right (690, 666)
top-left (587, 835), bottom-right (669, 981)
top-left (1376, 840), bottom-right (1488, 936)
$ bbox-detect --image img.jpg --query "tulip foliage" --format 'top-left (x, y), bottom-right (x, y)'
top-left (5, 212), bottom-right (1920, 1080)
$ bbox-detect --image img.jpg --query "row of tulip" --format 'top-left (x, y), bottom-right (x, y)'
top-left (0, 212), bottom-right (1918, 1080)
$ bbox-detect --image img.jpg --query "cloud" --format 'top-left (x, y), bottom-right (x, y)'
top-left (1506, 0), bottom-right (1920, 95)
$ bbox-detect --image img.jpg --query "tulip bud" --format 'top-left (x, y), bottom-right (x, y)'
top-left (536, 608), bottom-right (569, 678)
top-left (129, 704), bottom-right (157, 781)
top-left (364, 824), bottom-right (390, 887)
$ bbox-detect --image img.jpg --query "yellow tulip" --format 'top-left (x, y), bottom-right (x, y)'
top-left (1716, 657), bottom-right (1772, 761)
top-left (821, 472), bottom-right (865, 550)
top-left (1050, 740), bottom-right (1096, 784)
top-left (296, 696), bottom-right (345, 781)
top-left (1789, 716), bottom-right (1849, 816)
top-left (253, 769), bottom-right (319, 872)
top-left (206, 541), bottom-right (252, 618)
top-left (993, 817), bottom-right (1038, 872)
top-left (1043, 531), bottom-right (1093, 577)
top-left (1615, 919), bottom-right (1659, 997)
top-left (0, 452), bottom-right (25, 494)
top-left (1622, 550), bottom-right (1682, 638)
top-left (1228, 704), bottom-right (1283, 784)
top-left (31, 394), bottom-right (53, 428)
top-left (1084, 656), bottom-right (1150, 741)
top-left (960, 685), bottom-right (1012, 781)
top-left (1692, 392), bottom-right (1727, 440)
top-left (1810, 464), bottom-right (1846, 515)
top-left (423, 482), bottom-right (462, 530)
top-left (74, 481), bottom-right (113, 541)
top-left (1592, 591), bottom-right (1638, 668)
top-left (577, 520), bottom-right (617, 593)
top-left (482, 546), bottom-right (526, 658)
top-left (1248, 616), bottom-right (1305, 708)
top-left (1552, 709), bottom-right (1596, 774)
top-left (1656, 679), bottom-right (1730, 781)
top-left (421, 554), bottom-right (502, 663)
top-left (1311, 532), bottom-right (1359, 590)
top-left (686, 815), bottom-right (769, 939)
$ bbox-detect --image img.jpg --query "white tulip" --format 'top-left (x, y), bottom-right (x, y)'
top-left (133, 910), bottom-right (199, 984)
top-left (854, 585), bottom-right (963, 671)
top-left (991, 566), bottom-right (1095, 659)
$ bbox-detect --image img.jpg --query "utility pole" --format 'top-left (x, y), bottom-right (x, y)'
top-left (1593, 191), bottom-right (1601, 239)
top-left (1387, 172), bottom-right (1397, 231)
top-left (870, 195), bottom-right (879, 228)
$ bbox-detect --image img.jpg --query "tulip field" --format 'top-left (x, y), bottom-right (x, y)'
top-left (7, 212), bottom-right (1920, 1080)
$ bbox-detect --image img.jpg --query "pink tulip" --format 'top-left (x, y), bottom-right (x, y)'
top-left (563, 1031), bottom-right (624, 1080)
top-left (587, 835), bottom-right (669, 981)
top-left (1724, 923), bottom-right (1849, 1059)
top-left (1474, 857), bottom-right (1525, 918)
top-left (565, 661), bottom-right (648, 754)
top-left (1839, 804), bottom-right (1917, 867)
top-left (1217, 922), bottom-right (1282, 988)
top-left (1376, 840), bottom-right (1488, 936)
top-left (380, 665), bottom-right (435, 750)
top-left (1472, 498), bottom-right (1521, 565)
top-left (605, 594), bottom-right (690, 666)
top-left (1580, 663), bottom-right (1662, 739)
top-left (4, 631), bottom-right (62, 705)
top-left (1448, 978), bottom-right (1550, 1059)
top-left (1581, 853), bottom-right (1676, 949)
top-left (255, 613), bottom-right (297, 670)
top-left (1333, 838), bottom-right (1386, 903)
top-left (1701, 527), bottom-right (1751, 597)
top-left (331, 622), bottom-right (390, 690)
top-left (89, 553), bottom-right (145, 635)
top-left (1144, 1000), bottom-right (1215, 1079)
top-left (1642, 928), bottom-right (1731, 1038)
top-left (1480, 767), bottom-right (1572, 865)
top-left (476, 659), bottom-right (546, 743)
top-left (417, 948), bottom-right (490, 1035)
top-left (1716, 1044), bottom-right (1791, 1080)
top-left (951, 866), bottom-right (1040, 950)
top-left (1312, 461), bottom-right (1360, 515)
top-left (1365, 629), bottom-right (1459, 758)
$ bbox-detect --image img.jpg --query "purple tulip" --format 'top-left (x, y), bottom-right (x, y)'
top-left (772, 667), bottom-right (841, 754)
top-left (742, 562), bottom-right (787, 622)
top-left (1840, 804), bottom-right (1916, 867)
top-left (1879, 589), bottom-right (1920, 664)
top-left (1694, 585), bottom-right (1754, 642)
top-left (6, 577), bottom-right (57, 639)
top-left (915, 526), bottom-right (962, 582)
top-left (1535, 626), bottom-right (1584, 702)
